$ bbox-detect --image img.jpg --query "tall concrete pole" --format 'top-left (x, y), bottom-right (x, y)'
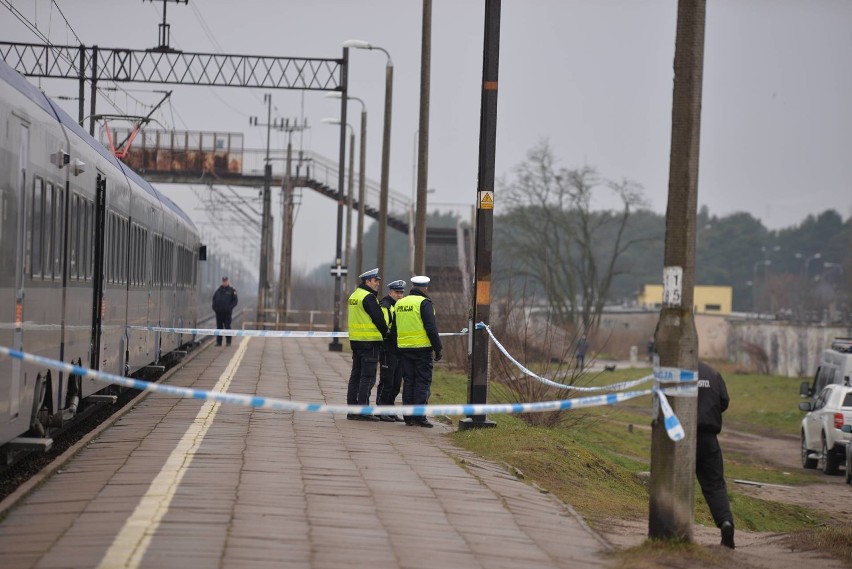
top-left (459, 0), bottom-right (500, 431)
top-left (329, 48), bottom-right (349, 352)
top-left (648, 0), bottom-right (705, 542)
top-left (377, 57), bottom-right (394, 280)
top-left (345, 128), bottom-right (355, 271)
top-left (356, 107), bottom-right (367, 276)
top-left (413, 0), bottom-right (432, 275)
top-left (256, 93), bottom-right (273, 324)
top-left (343, 126), bottom-right (355, 328)
top-left (277, 135), bottom-right (293, 323)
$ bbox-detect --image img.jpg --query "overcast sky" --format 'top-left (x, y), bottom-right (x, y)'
top-left (3, 0), bottom-right (850, 275)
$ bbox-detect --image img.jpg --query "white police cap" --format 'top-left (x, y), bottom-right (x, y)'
top-left (410, 275), bottom-right (430, 287)
top-left (387, 279), bottom-right (406, 290)
top-left (359, 268), bottom-right (381, 281)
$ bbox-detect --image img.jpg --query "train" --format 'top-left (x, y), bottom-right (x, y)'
top-left (0, 58), bottom-right (208, 453)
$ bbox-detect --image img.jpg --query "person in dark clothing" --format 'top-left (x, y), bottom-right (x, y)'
top-left (346, 268), bottom-right (389, 421)
top-left (575, 335), bottom-right (589, 369)
top-left (376, 280), bottom-right (406, 423)
top-left (647, 336), bottom-right (656, 364)
top-left (696, 361), bottom-right (735, 549)
top-left (395, 275), bottom-right (442, 428)
top-left (211, 276), bottom-right (238, 347)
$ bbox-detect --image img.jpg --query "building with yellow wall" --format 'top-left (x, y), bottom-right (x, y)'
top-left (638, 284), bottom-right (733, 315)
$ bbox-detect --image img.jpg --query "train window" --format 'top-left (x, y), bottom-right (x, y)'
top-left (153, 234), bottom-right (160, 286)
top-left (131, 225), bottom-right (137, 286)
top-left (43, 183), bottom-right (53, 280)
top-left (31, 178), bottom-right (43, 279)
top-left (166, 239), bottom-right (174, 286)
top-left (114, 215), bottom-right (120, 284)
top-left (54, 186), bottom-right (63, 279)
top-left (141, 229), bottom-right (148, 286)
top-left (136, 226), bottom-right (142, 286)
top-left (82, 200), bottom-right (90, 281)
top-left (105, 214), bottom-right (112, 284)
top-left (69, 194), bottom-right (77, 279)
top-left (121, 218), bottom-right (128, 285)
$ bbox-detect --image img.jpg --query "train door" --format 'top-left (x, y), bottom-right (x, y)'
top-left (8, 120), bottom-right (29, 420)
top-left (89, 173), bottom-right (106, 370)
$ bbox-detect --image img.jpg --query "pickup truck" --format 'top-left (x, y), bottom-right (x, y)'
top-left (799, 383), bottom-right (852, 475)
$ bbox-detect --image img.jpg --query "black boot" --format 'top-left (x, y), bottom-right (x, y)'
top-left (720, 521), bottom-right (735, 549)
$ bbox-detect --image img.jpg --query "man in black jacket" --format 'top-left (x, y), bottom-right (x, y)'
top-left (376, 280), bottom-right (406, 422)
top-left (395, 275), bottom-right (442, 428)
top-left (211, 276), bottom-right (238, 346)
top-left (346, 268), bottom-right (389, 420)
top-left (697, 361), bottom-right (735, 549)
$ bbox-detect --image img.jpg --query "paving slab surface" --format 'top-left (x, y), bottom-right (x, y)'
top-left (0, 337), bottom-right (611, 569)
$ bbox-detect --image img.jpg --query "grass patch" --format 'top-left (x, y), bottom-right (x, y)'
top-left (431, 367), bottom-right (829, 534)
top-left (722, 373), bottom-right (805, 436)
top-left (614, 539), bottom-right (727, 569)
top-left (784, 526), bottom-right (852, 562)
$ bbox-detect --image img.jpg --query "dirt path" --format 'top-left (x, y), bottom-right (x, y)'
top-left (596, 428), bottom-right (851, 569)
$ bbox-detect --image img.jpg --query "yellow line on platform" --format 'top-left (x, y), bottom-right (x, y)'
top-left (96, 337), bottom-right (251, 569)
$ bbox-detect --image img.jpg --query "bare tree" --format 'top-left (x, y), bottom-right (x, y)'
top-left (501, 140), bottom-right (648, 331)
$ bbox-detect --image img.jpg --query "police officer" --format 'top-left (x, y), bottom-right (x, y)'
top-left (346, 268), bottom-right (388, 421)
top-left (696, 361), bottom-right (735, 549)
top-left (211, 276), bottom-right (238, 347)
top-left (376, 280), bottom-right (406, 422)
top-left (395, 275), bottom-right (442, 427)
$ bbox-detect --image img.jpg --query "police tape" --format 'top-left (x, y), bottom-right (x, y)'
top-left (479, 323), bottom-right (697, 392)
top-left (127, 325), bottom-right (470, 338)
top-left (0, 344), bottom-right (689, 441)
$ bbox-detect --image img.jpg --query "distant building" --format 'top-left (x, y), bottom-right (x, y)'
top-left (638, 284), bottom-right (733, 315)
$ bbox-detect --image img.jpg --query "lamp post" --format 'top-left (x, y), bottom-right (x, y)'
top-left (410, 129), bottom-right (418, 273)
top-left (343, 39), bottom-right (392, 281)
top-left (414, 0), bottom-right (433, 276)
top-left (327, 93), bottom-right (367, 276)
top-left (328, 47), bottom-right (350, 352)
top-left (322, 118), bottom-right (356, 304)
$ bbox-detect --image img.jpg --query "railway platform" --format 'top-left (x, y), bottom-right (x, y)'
top-left (0, 337), bottom-right (611, 569)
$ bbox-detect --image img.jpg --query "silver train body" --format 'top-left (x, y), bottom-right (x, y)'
top-left (0, 60), bottom-right (203, 449)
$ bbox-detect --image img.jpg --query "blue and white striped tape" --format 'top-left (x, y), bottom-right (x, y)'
top-left (0, 337), bottom-right (691, 441)
top-left (654, 390), bottom-right (685, 441)
top-left (0, 344), bottom-right (653, 416)
top-left (128, 325), bottom-right (469, 338)
top-left (481, 324), bottom-right (687, 393)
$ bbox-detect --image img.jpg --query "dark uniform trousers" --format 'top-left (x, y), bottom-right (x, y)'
top-left (215, 311), bottom-right (232, 346)
top-left (376, 348), bottom-right (403, 405)
top-left (400, 349), bottom-right (434, 406)
top-left (696, 431), bottom-right (733, 527)
top-left (348, 343), bottom-right (381, 405)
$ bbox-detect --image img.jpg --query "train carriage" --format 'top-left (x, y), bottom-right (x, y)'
top-left (0, 58), bottom-right (203, 451)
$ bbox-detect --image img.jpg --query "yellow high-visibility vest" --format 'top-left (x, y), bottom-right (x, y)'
top-left (348, 288), bottom-right (382, 341)
top-left (395, 295), bottom-right (432, 348)
top-left (381, 302), bottom-right (395, 329)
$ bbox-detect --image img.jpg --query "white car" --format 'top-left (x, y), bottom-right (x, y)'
top-left (799, 384), bottom-right (852, 474)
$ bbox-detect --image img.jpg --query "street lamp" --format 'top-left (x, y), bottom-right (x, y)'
top-left (343, 39), bottom-right (393, 281)
top-left (327, 92), bottom-right (367, 276)
top-left (321, 117), bottom-right (356, 276)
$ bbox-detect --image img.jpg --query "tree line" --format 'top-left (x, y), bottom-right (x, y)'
top-left (297, 140), bottom-right (851, 327)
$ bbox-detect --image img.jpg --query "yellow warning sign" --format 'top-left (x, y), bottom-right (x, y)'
top-left (478, 191), bottom-right (494, 210)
